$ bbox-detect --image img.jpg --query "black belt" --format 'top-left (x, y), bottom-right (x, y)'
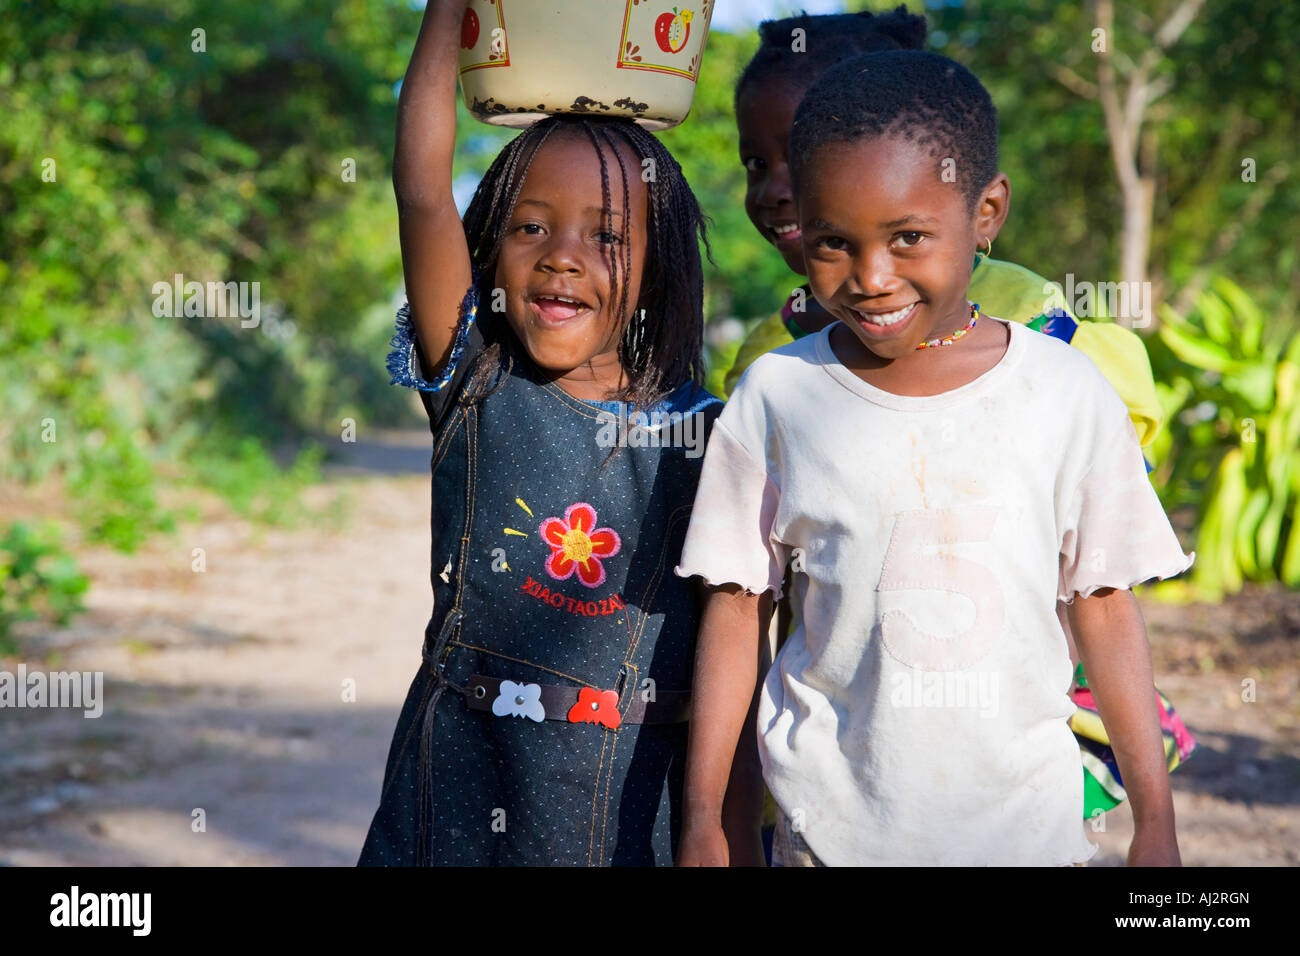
top-left (414, 608), bottom-right (686, 864)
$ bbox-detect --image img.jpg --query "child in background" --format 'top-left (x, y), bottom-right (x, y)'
top-left (677, 51), bottom-right (1193, 866)
top-left (726, 8), bottom-right (1161, 447)
top-left (358, 0), bottom-right (724, 866)
top-left (728, 8), bottom-right (1193, 832)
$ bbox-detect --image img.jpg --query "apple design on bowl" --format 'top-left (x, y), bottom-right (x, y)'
top-left (461, 8), bottom-right (480, 49)
top-left (654, 7), bottom-right (693, 54)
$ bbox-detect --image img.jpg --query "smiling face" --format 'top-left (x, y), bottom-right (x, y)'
top-left (797, 133), bottom-right (1007, 362)
top-left (494, 130), bottom-right (648, 395)
top-left (738, 78), bottom-right (810, 276)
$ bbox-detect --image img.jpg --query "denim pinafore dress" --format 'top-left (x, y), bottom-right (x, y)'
top-left (359, 294), bottom-right (721, 866)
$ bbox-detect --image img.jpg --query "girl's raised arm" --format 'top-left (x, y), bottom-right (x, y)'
top-left (393, 0), bottom-right (476, 380)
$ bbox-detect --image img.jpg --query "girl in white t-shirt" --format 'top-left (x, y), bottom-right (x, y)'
top-left (674, 51), bottom-right (1193, 866)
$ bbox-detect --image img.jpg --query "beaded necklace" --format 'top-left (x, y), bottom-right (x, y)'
top-left (916, 302), bottom-right (979, 350)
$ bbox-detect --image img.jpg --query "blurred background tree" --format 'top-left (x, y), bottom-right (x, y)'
top-left (925, 0), bottom-right (1299, 320)
top-left (1, 0), bottom-right (414, 551)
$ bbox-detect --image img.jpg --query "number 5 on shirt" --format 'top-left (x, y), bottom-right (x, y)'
top-left (878, 507), bottom-right (1006, 672)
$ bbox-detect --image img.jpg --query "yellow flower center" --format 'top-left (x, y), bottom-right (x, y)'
top-left (562, 528), bottom-right (594, 563)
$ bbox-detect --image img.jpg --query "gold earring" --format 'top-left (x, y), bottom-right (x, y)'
top-left (980, 236), bottom-right (993, 258)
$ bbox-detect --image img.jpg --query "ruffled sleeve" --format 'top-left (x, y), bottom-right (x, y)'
top-left (385, 277), bottom-right (480, 392)
top-left (1057, 410), bottom-right (1193, 603)
top-left (675, 418), bottom-right (788, 599)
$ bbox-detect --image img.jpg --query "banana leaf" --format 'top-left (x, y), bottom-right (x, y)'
top-left (1158, 311), bottom-right (1240, 373)
top-left (1235, 487), bottom-right (1270, 578)
top-left (1196, 289), bottom-right (1236, 349)
top-left (1221, 362), bottom-right (1276, 410)
top-left (1265, 400), bottom-right (1299, 487)
top-left (1212, 277), bottom-right (1266, 359)
top-left (1256, 492), bottom-right (1289, 571)
top-left (1282, 508), bottom-right (1300, 588)
top-left (1215, 449), bottom-right (1248, 593)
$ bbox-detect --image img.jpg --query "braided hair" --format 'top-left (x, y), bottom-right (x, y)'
top-left (459, 116), bottom-right (709, 412)
top-left (735, 5), bottom-right (927, 106)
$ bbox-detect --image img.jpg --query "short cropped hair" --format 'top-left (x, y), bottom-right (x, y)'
top-left (789, 50), bottom-right (999, 211)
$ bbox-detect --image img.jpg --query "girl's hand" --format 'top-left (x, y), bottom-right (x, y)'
top-left (1128, 809), bottom-right (1181, 866)
top-left (1127, 826), bottom-right (1182, 867)
top-left (677, 817), bottom-right (729, 867)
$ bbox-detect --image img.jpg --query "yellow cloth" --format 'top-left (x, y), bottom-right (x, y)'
top-left (723, 311), bottom-right (797, 397)
top-left (1067, 322), bottom-right (1162, 448)
top-left (720, 256), bottom-right (1163, 448)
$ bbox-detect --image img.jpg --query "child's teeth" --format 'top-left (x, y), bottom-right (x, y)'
top-left (863, 304), bottom-right (913, 326)
top-left (773, 224), bottom-right (798, 235)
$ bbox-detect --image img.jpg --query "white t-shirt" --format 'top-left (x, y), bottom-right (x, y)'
top-left (676, 318), bottom-right (1193, 866)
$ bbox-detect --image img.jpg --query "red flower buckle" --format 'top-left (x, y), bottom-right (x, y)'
top-left (567, 687), bottom-right (621, 729)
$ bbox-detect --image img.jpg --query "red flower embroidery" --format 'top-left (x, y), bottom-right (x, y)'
top-left (539, 502), bottom-right (621, 589)
top-left (567, 687), bottom-right (621, 729)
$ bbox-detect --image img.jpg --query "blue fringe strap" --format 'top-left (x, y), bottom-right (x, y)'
top-left (385, 276), bottom-right (480, 392)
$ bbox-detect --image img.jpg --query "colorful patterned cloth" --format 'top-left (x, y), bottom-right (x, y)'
top-left (1069, 663), bottom-right (1197, 818)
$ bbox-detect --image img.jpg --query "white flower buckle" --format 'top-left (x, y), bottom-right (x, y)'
top-left (492, 681), bottom-right (545, 722)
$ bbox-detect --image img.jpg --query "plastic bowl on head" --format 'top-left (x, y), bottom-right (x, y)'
top-left (457, 0), bottom-right (714, 131)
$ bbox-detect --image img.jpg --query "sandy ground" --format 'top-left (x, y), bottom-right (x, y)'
top-left (1, 429), bottom-right (1297, 866)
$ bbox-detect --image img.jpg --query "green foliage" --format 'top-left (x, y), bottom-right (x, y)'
top-left (1147, 280), bottom-right (1300, 598)
top-left (705, 338), bottom-right (742, 398)
top-left (0, 0), bottom-right (413, 551)
top-left (186, 431), bottom-right (328, 527)
top-left (68, 434), bottom-right (177, 553)
top-left (0, 522), bottom-right (90, 656)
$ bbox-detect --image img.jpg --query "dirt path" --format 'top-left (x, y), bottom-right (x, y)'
top-left (1, 430), bottom-right (1296, 866)
top-left (0, 432), bottom-right (433, 866)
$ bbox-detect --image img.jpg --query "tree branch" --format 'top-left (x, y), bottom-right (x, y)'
top-left (1171, 162), bottom-right (1290, 316)
top-left (1051, 63), bottom-right (1099, 99)
top-left (1094, 0), bottom-right (1139, 191)
top-left (1155, 0), bottom-right (1208, 49)
top-left (1145, 74), bottom-right (1174, 107)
